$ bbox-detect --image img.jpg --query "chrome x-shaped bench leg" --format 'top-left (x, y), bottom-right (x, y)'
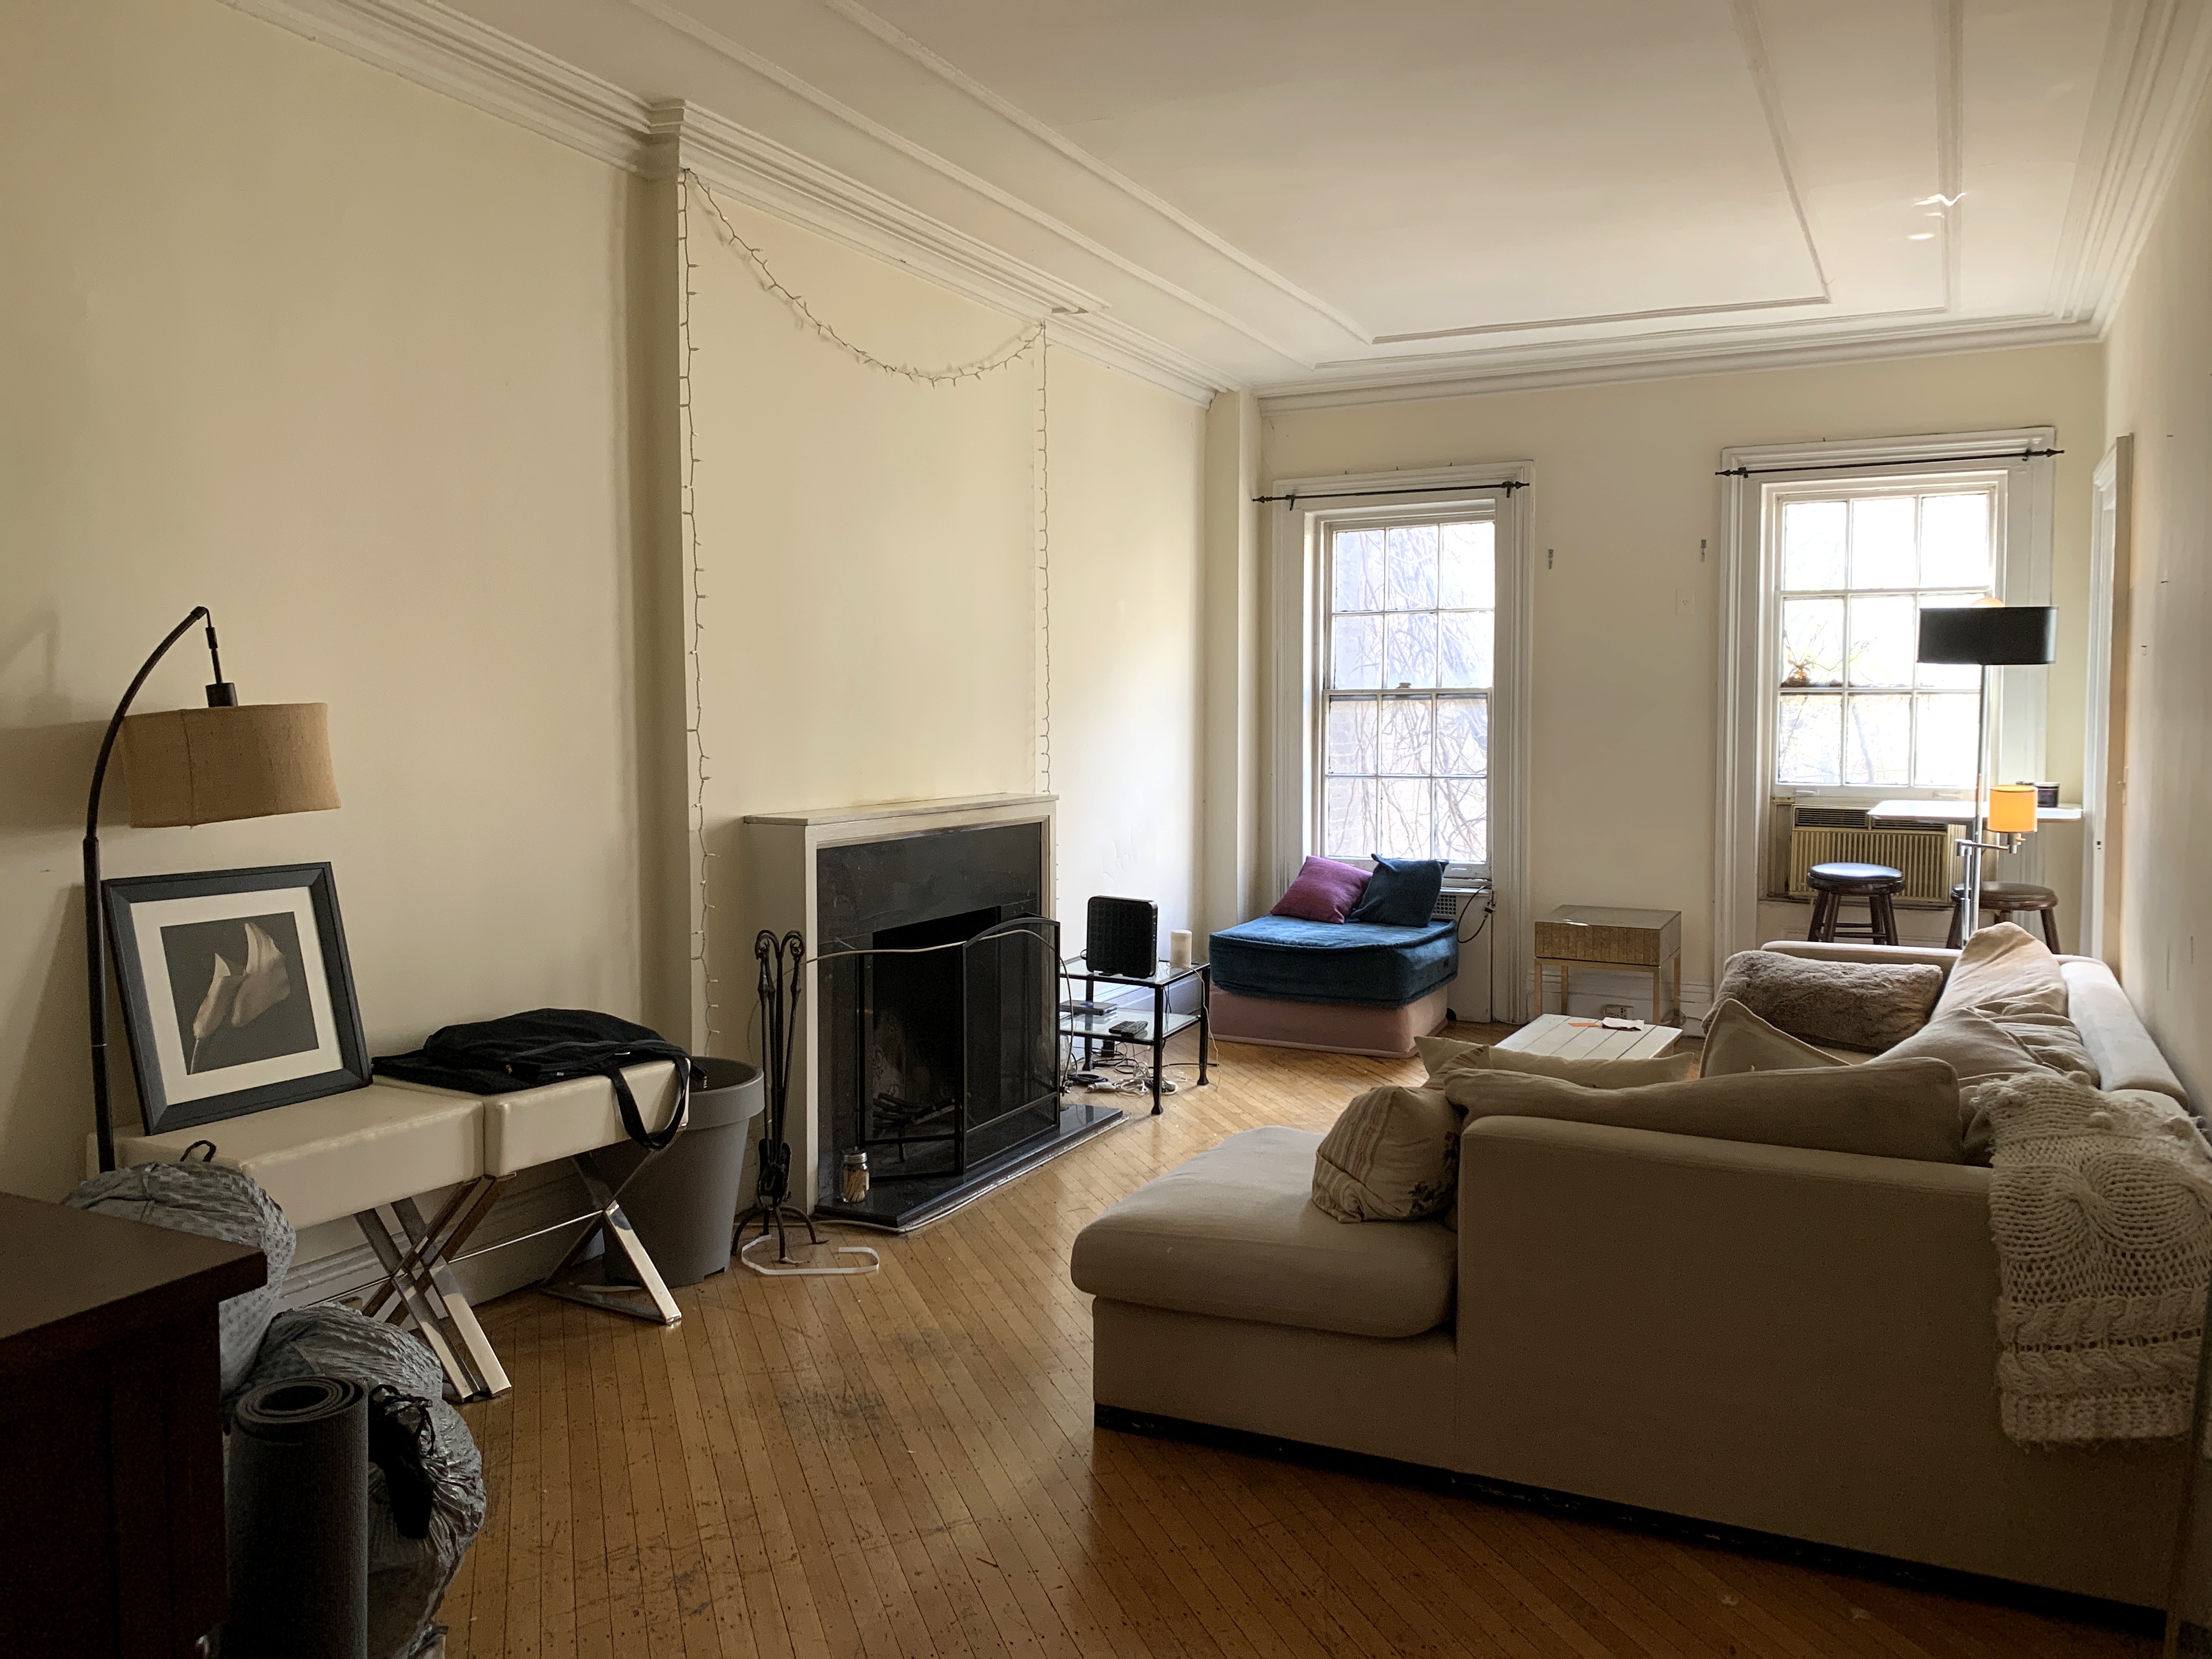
top-left (355, 1175), bottom-right (511, 1401)
top-left (539, 1149), bottom-right (681, 1327)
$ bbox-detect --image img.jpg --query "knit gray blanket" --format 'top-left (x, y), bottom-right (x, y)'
top-left (1979, 1072), bottom-right (2212, 1443)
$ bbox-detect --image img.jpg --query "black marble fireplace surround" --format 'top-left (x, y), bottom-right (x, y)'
top-left (813, 821), bottom-right (1122, 1229)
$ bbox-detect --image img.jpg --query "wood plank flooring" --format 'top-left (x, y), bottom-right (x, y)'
top-left (439, 1028), bottom-right (2156, 1659)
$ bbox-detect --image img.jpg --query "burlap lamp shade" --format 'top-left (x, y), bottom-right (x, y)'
top-left (121, 703), bottom-right (341, 827)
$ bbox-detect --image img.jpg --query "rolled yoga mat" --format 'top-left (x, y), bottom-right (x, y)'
top-left (224, 1375), bottom-right (370, 1659)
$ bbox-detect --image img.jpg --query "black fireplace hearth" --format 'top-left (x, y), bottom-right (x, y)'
top-left (813, 822), bottom-right (1121, 1229)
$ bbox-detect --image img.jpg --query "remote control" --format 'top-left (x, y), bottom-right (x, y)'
top-left (1108, 1019), bottom-right (1146, 1038)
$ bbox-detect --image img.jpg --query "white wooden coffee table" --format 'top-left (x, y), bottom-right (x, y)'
top-left (1496, 1013), bottom-right (1681, 1062)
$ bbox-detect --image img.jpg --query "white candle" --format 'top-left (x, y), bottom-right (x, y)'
top-left (1169, 928), bottom-right (1193, 969)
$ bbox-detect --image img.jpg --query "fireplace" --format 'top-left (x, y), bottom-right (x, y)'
top-left (741, 795), bottom-right (1124, 1229)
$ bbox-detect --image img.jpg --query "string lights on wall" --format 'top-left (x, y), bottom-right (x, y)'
top-left (675, 168), bottom-right (1057, 1049)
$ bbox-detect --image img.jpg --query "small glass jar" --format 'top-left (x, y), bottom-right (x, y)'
top-left (840, 1149), bottom-right (870, 1205)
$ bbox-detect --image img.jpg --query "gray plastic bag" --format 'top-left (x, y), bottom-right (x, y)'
top-left (238, 1306), bottom-right (486, 1659)
top-left (66, 1159), bottom-right (295, 1395)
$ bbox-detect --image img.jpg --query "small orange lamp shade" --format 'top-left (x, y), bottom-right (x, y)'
top-left (121, 703), bottom-right (341, 827)
top-left (1988, 784), bottom-right (2038, 835)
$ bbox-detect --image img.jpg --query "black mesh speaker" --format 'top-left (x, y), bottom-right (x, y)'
top-left (1085, 896), bottom-right (1158, 977)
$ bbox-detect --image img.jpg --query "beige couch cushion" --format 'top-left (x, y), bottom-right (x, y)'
top-left (1442, 1058), bottom-right (1971, 1165)
top-left (1878, 1005), bottom-right (2056, 1084)
top-left (1936, 922), bottom-right (2069, 1019)
top-left (1070, 1126), bottom-right (1455, 1339)
top-left (1700, 998), bottom-right (1847, 1075)
top-left (1713, 950), bottom-right (1943, 1053)
top-left (1417, 1033), bottom-right (1697, 1088)
top-left (1312, 1085), bottom-right (1461, 1222)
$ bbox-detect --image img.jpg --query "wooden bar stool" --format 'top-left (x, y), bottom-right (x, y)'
top-left (1946, 882), bottom-right (2062, 950)
top-left (1806, 862), bottom-right (1905, 945)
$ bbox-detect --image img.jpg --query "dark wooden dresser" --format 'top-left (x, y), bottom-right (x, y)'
top-left (0, 1192), bottom-right (266, 1657)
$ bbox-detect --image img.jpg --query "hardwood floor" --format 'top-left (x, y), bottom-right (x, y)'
top-left (439, 1029), bottom-right (2155, 1659)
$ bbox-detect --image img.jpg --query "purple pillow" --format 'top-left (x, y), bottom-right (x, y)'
top-left (1271, 857), bottom-right (1370, 924)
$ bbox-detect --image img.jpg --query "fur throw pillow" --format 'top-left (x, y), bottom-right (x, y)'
top-left (1712, 951), bottom-right (1943, 1053)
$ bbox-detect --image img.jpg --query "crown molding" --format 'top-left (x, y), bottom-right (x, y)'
top-left (2048, 0), bottom-right (2212, 328)
top-left (1256, 314), bottom-right (2102, 414)
top-left (220, 0), bottom-right (1231, 402)
top-left (224, 0), bottom-right (2209, 417)
top-left (221, 0), bottom-right (652, 170)
top-left (658, 103), bottom-right (1218, 404)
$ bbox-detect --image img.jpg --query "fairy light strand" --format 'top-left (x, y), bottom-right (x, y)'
top-left (675, 176), bottom-right (721, 1048)
top-left (676, 166), bottom-right (1059, 1045)
top-left (683, 169), bottom-right (1043, 384)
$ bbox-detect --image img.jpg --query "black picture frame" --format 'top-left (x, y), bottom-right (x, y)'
top-left (102, 862), bottom-right (370, 1136)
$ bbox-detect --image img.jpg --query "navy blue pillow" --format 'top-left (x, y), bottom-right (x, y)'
top-left (1344, 856), bottom-right (1446, 927)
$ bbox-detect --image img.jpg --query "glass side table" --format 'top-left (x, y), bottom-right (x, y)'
top-left (1059, 956), bottom-right (1211, 1116)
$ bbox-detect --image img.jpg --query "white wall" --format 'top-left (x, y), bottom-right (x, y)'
top-left (1, 1), bottom-right (1210, 1225)
top-left (2102, 92), bottom-right (2212, 1104)
top-left (1, 0), bottom-right (656, 1203)
top-left (1260, 346), bottom-right (2104, 1002)
top-left (666, 184), bottom-right (1207, 1052)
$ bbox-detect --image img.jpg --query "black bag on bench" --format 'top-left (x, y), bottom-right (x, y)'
top-left (373, 1008), bottom-right (698, 1150)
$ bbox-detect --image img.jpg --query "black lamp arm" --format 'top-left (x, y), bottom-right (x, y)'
top-left (84, 605), bottom-right (224, 1174)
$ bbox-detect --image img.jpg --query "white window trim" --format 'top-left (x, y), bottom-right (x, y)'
top-left (1269, 464), bottom-right (1533, 1019)
top-left (1713, 427), bottom-right (2057, 966)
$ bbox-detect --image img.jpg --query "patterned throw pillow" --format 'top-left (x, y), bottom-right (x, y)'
top-left (1311, 1085), bottom-right (1463, 1222)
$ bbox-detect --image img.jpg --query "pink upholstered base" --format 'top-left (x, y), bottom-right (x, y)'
top-left (1207, 983), bottom-right (1453, 1059)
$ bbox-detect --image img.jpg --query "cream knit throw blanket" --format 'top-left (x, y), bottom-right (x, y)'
top-left (1982, 1072), bottom-right (2212, 1444)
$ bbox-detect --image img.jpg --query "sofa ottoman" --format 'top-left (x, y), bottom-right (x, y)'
top-left (1206, 915), bottom-right (1461, 1058)
top-left (1071, 1126), bottom-right (1458, 1466)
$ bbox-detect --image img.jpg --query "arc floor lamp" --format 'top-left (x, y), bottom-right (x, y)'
top-left (84, 607), bottom-right (340, 1171)
top-left (1916, 602), bottom-right (2057, 944)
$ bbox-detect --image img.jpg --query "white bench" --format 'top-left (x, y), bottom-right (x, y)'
top-left (110, 1060), bottom-right (690, 1401)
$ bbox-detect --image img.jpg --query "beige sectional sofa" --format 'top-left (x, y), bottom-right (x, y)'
top-left (1071, 943), bottom-right (2197, 1607)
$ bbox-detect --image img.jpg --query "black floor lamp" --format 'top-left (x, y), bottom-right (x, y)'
top-left (84, 607), bottom-right (340, 1171)
top-left (1916, 603), bottom-right (2056, 943)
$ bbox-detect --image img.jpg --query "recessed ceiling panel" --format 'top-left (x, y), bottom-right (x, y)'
top-left (856, 0), bottom-right (1823, 339)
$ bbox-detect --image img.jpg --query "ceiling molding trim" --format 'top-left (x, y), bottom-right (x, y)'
top-left (619, 0), bottom-right (1314, 368)
top-left (811, 0), bottom-right (1374, 346)
top-left (219, 0), bottom-right (1235, 400)
top-left (1257, 315), bottom-right (2101, 414)
top-left (221, 0), bottom-right (652, 171)
top-left (2050, 0), bottom-right (2212, 324)
top-left (662, 104), bottom-right (1222, 404)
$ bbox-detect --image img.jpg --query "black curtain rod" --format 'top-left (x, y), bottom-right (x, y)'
top-left (1716, 447), bottom-right (2061, 478)
top-left (1253, 480), bottom-right (1528, 506)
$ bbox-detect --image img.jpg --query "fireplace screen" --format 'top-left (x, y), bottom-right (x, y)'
top-left (826, 910), bottom-right (1060, 1182)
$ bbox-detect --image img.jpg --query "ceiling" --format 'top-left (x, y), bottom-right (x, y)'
top-left (274, 0), bottom-right (2212, 404)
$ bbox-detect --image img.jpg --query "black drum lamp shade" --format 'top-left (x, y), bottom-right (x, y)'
top-left (1917, 604), bottom-right (2058, 666)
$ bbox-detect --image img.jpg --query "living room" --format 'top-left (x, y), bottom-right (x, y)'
top-left (5, 0), bottom-right (2211, 1654)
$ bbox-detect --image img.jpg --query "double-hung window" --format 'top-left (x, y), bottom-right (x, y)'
top-left (1714, 427), bottom-right (2056, 963)
top-left (1770, 482), bottom-right (1999, 791)
top-left (1319, 515), bottom-right (1493, 872)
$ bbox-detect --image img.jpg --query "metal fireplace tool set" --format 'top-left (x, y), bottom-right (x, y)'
top-left (735, 929), bottom-right (880, 1278)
